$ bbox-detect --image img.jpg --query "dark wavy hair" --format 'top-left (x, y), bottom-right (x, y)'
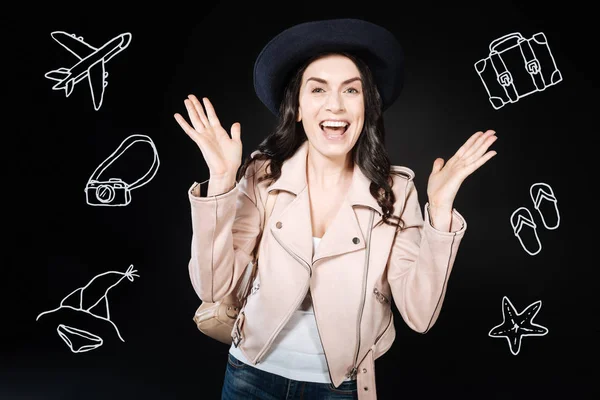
top-left (238, 51), bottom-right (404, 230)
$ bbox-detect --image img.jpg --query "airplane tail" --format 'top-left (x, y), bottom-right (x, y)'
top-left (45, 68), bottom-right (75, 96)
top-left (45, 67), bottom-right (70, 82)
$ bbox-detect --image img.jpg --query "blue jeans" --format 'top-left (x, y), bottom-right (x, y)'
top-left (222, 353), bottom-right (358, 399)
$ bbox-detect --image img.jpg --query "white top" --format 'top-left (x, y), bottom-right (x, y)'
top-left (229, 236), bottom-right (352, 383)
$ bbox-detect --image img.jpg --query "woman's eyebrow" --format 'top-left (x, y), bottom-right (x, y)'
top-left (306, 77), bottom-right (362, 85)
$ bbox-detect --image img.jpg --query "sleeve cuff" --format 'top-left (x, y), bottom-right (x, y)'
top-left (423, 202), bottom-right (467, 236)
top-left (188, 179), bottom-right (238, 203)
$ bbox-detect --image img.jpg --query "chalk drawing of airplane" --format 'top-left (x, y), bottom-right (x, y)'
top-left (45, 31), bottom-right (132, 110)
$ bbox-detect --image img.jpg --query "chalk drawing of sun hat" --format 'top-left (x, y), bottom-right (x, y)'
top-left (530, 182), bottom-right (560, 230)
top-left (510, 207), bottom-right (542, 256)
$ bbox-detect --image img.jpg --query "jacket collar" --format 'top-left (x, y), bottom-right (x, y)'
top-left (266, 140), bottom-right (383, 216)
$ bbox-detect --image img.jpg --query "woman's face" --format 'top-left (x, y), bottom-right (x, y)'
top-left (297, 54), bottom-right (365, 159)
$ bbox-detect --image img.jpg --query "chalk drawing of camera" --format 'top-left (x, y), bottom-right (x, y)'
top-left (86, 178), bottom-right (131, 206)
top-left (85, 134), bottom-right (159, 207)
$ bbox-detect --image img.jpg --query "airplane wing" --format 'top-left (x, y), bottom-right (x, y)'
top-left (87, 59), bottom-right (107, 110)
top-left (51, 31), bottom-right (97, 60)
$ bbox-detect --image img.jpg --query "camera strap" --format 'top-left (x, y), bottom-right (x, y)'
top-left (87, 134), bottom-right (160, 190)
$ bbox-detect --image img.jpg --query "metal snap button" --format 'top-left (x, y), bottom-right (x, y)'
top-left (352, 237), bottom-right (360, 244)
top-left (362, 368), bottom-right (367, 373)
top-left (276, 221), bottom-right (283, 229)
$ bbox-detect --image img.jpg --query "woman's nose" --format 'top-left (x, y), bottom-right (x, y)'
top-left (325, 93), bottom-right (345, 112)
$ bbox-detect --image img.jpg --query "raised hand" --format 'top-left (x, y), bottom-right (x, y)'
top-left (174, 95), bottom-right (243, 178)
top-left (427, 130), bottom-right (498, 211)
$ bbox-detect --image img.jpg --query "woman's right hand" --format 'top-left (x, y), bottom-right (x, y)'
top-left (174, 95), bottom-right (242, 178)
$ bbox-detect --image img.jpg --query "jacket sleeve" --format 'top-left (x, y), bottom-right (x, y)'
top-left (387, 178), bottom-right (467, 333)
top-left (187, 162), bottom-right (264, 303)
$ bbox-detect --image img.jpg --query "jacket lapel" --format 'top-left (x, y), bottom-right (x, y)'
top-left (266, 140), bottom-right (383, 267)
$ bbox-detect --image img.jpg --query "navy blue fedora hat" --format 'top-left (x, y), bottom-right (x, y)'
top-left (253, 18), bottom-right (404, 116)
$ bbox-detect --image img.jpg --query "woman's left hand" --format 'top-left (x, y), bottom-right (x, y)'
top-left (427, 130), bottom-right (498, 211)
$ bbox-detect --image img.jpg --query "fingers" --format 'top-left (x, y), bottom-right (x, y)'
top-left (231, 122), bottom-right (241, 143)
top-left (176, 96), bottom-right (233, 144)
top-left (465, 132), bottom-right (497, 164)
top-left (202, 97), bottom-right (221, 127)
top-left (188, 95), bottom-right (210, 128)
top-left (454, 131), bottom-right (484, 159)
top-left (184, 98), bottom-right (206, 132)
top-left (462, 130), bottom-right (496, 160)
top-left (466, 150), bottom-right (497, 174)
top-left (431, 158), bottom-right (445, 175)
top-left (174, 112), bottom-right (201, 143)
top-left (181, 94), bottom-right (221, 132)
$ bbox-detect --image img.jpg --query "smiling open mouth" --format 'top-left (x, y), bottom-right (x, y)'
top-left (320, 121), bottom-right (349, 137)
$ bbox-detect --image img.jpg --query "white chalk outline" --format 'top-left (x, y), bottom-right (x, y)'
top-left (530, 182), bottom-right (560, 230)
top-left (36, 264), bottom-right (139, 351)
top-left (488, 296), bottom-right (548, 356)
top-left (45, 31), bottom-right (132, 110)
top-left (474, 32), bottom-right (563, 110)
top-left (510, 206), bottom-right (542, 256)
top-left (84, 134), bottom-right (159, 207)
top-left (57, 324), bottom-right (104, 353)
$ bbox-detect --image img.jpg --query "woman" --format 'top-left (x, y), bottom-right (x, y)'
top-left (174, 18), bottom-right (497, 400)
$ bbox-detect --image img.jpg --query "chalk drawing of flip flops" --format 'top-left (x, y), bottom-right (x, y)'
top-left (511, 207), bottom-right (542, 256)
top-left (530, 182), bottom-right (560, 230)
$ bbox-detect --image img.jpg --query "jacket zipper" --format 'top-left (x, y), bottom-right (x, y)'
top-left (348, 311), bottom-right (393, 375)
top-left (347, 210), bottom-right (375, 380)
top-left (373, 288), bottom-right (390, 304)
top-left (256, 210), bottom-right (375, 386)
top-left (349, 306), bottom-right (393, 382)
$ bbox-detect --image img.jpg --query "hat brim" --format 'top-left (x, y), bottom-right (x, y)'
top-left (254, 18), bottom-right (404, 116)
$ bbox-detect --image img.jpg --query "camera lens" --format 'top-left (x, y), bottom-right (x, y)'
top-left (96, 184), bottom-right (115, 203)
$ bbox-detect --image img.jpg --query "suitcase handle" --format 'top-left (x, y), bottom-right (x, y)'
top-left (490, 32), bottom-right (523, 53)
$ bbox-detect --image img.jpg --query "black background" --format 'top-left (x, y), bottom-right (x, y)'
top-left (4, 1), bottom-right (598, 399)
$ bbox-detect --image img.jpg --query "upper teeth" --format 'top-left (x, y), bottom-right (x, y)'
top-left (321, 121), bottom-right (348, 127)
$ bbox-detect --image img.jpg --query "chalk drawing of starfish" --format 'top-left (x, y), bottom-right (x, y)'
top-left (488, 296), bottom-right (548, 355)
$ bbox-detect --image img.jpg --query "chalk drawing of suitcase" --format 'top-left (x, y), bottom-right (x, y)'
top-left (474, 32), bottom-right (563, 110)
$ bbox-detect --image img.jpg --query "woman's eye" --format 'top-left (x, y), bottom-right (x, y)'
top-left (311, 87), bottom-right (359, 93)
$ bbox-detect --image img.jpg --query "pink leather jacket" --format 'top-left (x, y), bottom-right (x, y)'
top-left (188, 140), bottom-right (467, 400)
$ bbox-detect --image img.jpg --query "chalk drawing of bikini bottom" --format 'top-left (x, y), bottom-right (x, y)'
top-left (57, 324), bottom-right (103, 353)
